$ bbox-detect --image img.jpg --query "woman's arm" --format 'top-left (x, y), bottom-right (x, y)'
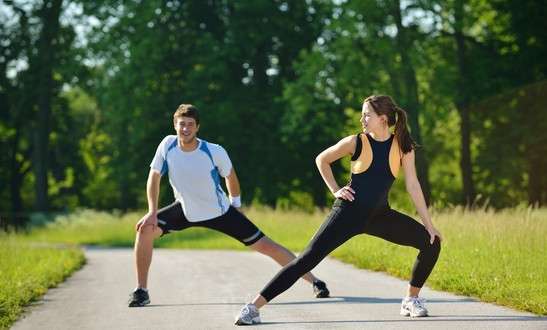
top-left (315, 135), bottom-right (356, 201)
top-left (401, 149), bottom-right (442, 242)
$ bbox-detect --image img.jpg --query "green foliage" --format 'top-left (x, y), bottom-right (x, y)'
top-left (275, 190), bottom-right (317, 213)
top-left (78, 0), bottom-right (330, 209)
top-left (472, 81), bottom-right (547, 207)
top-left (1, 0), bottom-right (546, 219)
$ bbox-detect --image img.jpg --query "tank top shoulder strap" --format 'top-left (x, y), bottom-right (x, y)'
top-left (351, 133), bottom-right (362, 161)
top-left (388, 135), bottom-right (402, 177)
top-left (350, 133), bottom-right (373, 174)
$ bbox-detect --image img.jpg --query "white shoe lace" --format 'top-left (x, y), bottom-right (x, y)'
top-left (414, 297), bottom-right (426, 306)
top-left (411, 297), bottom-right (427, 312)
top-left (238, 304), bottom-right (257, 322)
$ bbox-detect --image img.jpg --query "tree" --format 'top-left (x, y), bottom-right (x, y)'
top-left (32, 0), bottom-right (64, 211)
top-left (1, 0), bottom-right (89, 226)
top-left (390, 0), bottom-right (432, 203)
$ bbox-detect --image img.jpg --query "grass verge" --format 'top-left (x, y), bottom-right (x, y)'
top-left (0, 236), bottom-right (84, 329)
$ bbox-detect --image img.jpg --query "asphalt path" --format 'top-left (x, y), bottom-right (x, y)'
top-left (12, 248), bottom-right (547, 329)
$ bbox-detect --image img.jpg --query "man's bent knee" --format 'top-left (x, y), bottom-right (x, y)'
top-left (137, 225), bottom-right (162, 240)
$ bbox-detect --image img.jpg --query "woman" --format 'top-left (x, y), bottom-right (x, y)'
top-left (235, 95), bottom-right (442, 325)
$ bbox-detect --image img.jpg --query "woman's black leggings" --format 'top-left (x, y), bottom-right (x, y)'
top-left (260, 205), bottom-right (441, 301)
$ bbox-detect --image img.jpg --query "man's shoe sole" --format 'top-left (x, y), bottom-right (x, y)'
top-left (128, 299), bottom-right (150, 307)
top-left (315, 291), bottom-right (330, 298)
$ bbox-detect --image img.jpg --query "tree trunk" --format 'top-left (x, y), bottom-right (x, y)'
top-left (454, 0), bottom-right (476, 206)
top-left (10, 129), bottom-right (24, 226)
top-left (521, 82), bottom-right (547, 206)
top-left (527, 153), bottom-right (543, 206)
top-left (392, 0), bottom-right (431, 204)
top-left (33, 0), bottom-right (63, 211)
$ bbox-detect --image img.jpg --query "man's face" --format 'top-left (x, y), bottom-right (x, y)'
top-left (174, 116), bottom-right (199, 144)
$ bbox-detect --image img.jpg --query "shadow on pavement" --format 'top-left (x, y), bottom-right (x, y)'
top-left (270, 296), bottom-right (477, 305)
top-left (261, 315), bottom-right (547, 326)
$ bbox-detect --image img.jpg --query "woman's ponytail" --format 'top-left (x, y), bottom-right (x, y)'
top-left (394, 106), bottom-right (417, 154)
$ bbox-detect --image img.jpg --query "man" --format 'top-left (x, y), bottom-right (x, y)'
top-left (128, 104), bottom-right (330, 307)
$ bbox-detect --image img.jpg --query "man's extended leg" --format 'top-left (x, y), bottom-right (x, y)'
top-left (200, 207), bottom-right (330, 298)
top-left (249, 236), bottom-right (318, 284)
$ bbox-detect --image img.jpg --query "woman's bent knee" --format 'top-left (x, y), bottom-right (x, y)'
top-left (427, 236), bottom-right (441, 256)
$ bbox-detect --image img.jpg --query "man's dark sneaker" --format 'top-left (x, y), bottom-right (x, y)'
top-left (313, 280), bottom-right (330, 298)
top-left (128, 288), bottom-right (150, 307)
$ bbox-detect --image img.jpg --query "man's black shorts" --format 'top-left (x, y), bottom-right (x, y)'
top-left (156, 201), bottom-right (265, 246)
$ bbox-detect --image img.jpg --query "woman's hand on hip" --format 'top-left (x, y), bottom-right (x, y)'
top-left (334, 186), bottom-right (355, 201)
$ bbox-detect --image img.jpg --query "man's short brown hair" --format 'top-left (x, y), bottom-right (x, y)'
top-left (173, 104), bottom-right (200, 125)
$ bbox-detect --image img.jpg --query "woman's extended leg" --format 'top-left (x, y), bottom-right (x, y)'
top-left (235, 206), bottom-right (360, 325)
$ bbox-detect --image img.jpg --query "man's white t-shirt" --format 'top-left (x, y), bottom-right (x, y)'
top-left (150, 135), bottom-right (232, 222)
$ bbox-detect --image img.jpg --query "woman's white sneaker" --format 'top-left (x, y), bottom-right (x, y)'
top-left (400, 296), bottom-right (428, 317)
top-left (235, 303), bottom-right (261, 325)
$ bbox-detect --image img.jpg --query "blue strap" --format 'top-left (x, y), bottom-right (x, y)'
top-left (199, 141), bottom-right (227, 213)
top-left (199, 140), bottom-right (215, 165)
top-left (160, 138), bottom-right (179, 176)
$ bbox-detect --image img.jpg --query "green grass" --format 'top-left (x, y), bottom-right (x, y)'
top-left (332, 206), bottom-right (547, 316)
top-left (22, 206), bottom-right (547, 315)
top-left (0, 236), bottom-right (85, 329)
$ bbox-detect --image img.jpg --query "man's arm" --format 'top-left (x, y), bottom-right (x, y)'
top-left (224, 168), bottom-right (241, 208)
top-left (136, 169), bottom-right (162, 231)
top-left (147, 169), bottom-right (161, 213)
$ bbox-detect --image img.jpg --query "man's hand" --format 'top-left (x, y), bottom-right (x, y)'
top-left (135, 211), bottom-right (158, 232)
